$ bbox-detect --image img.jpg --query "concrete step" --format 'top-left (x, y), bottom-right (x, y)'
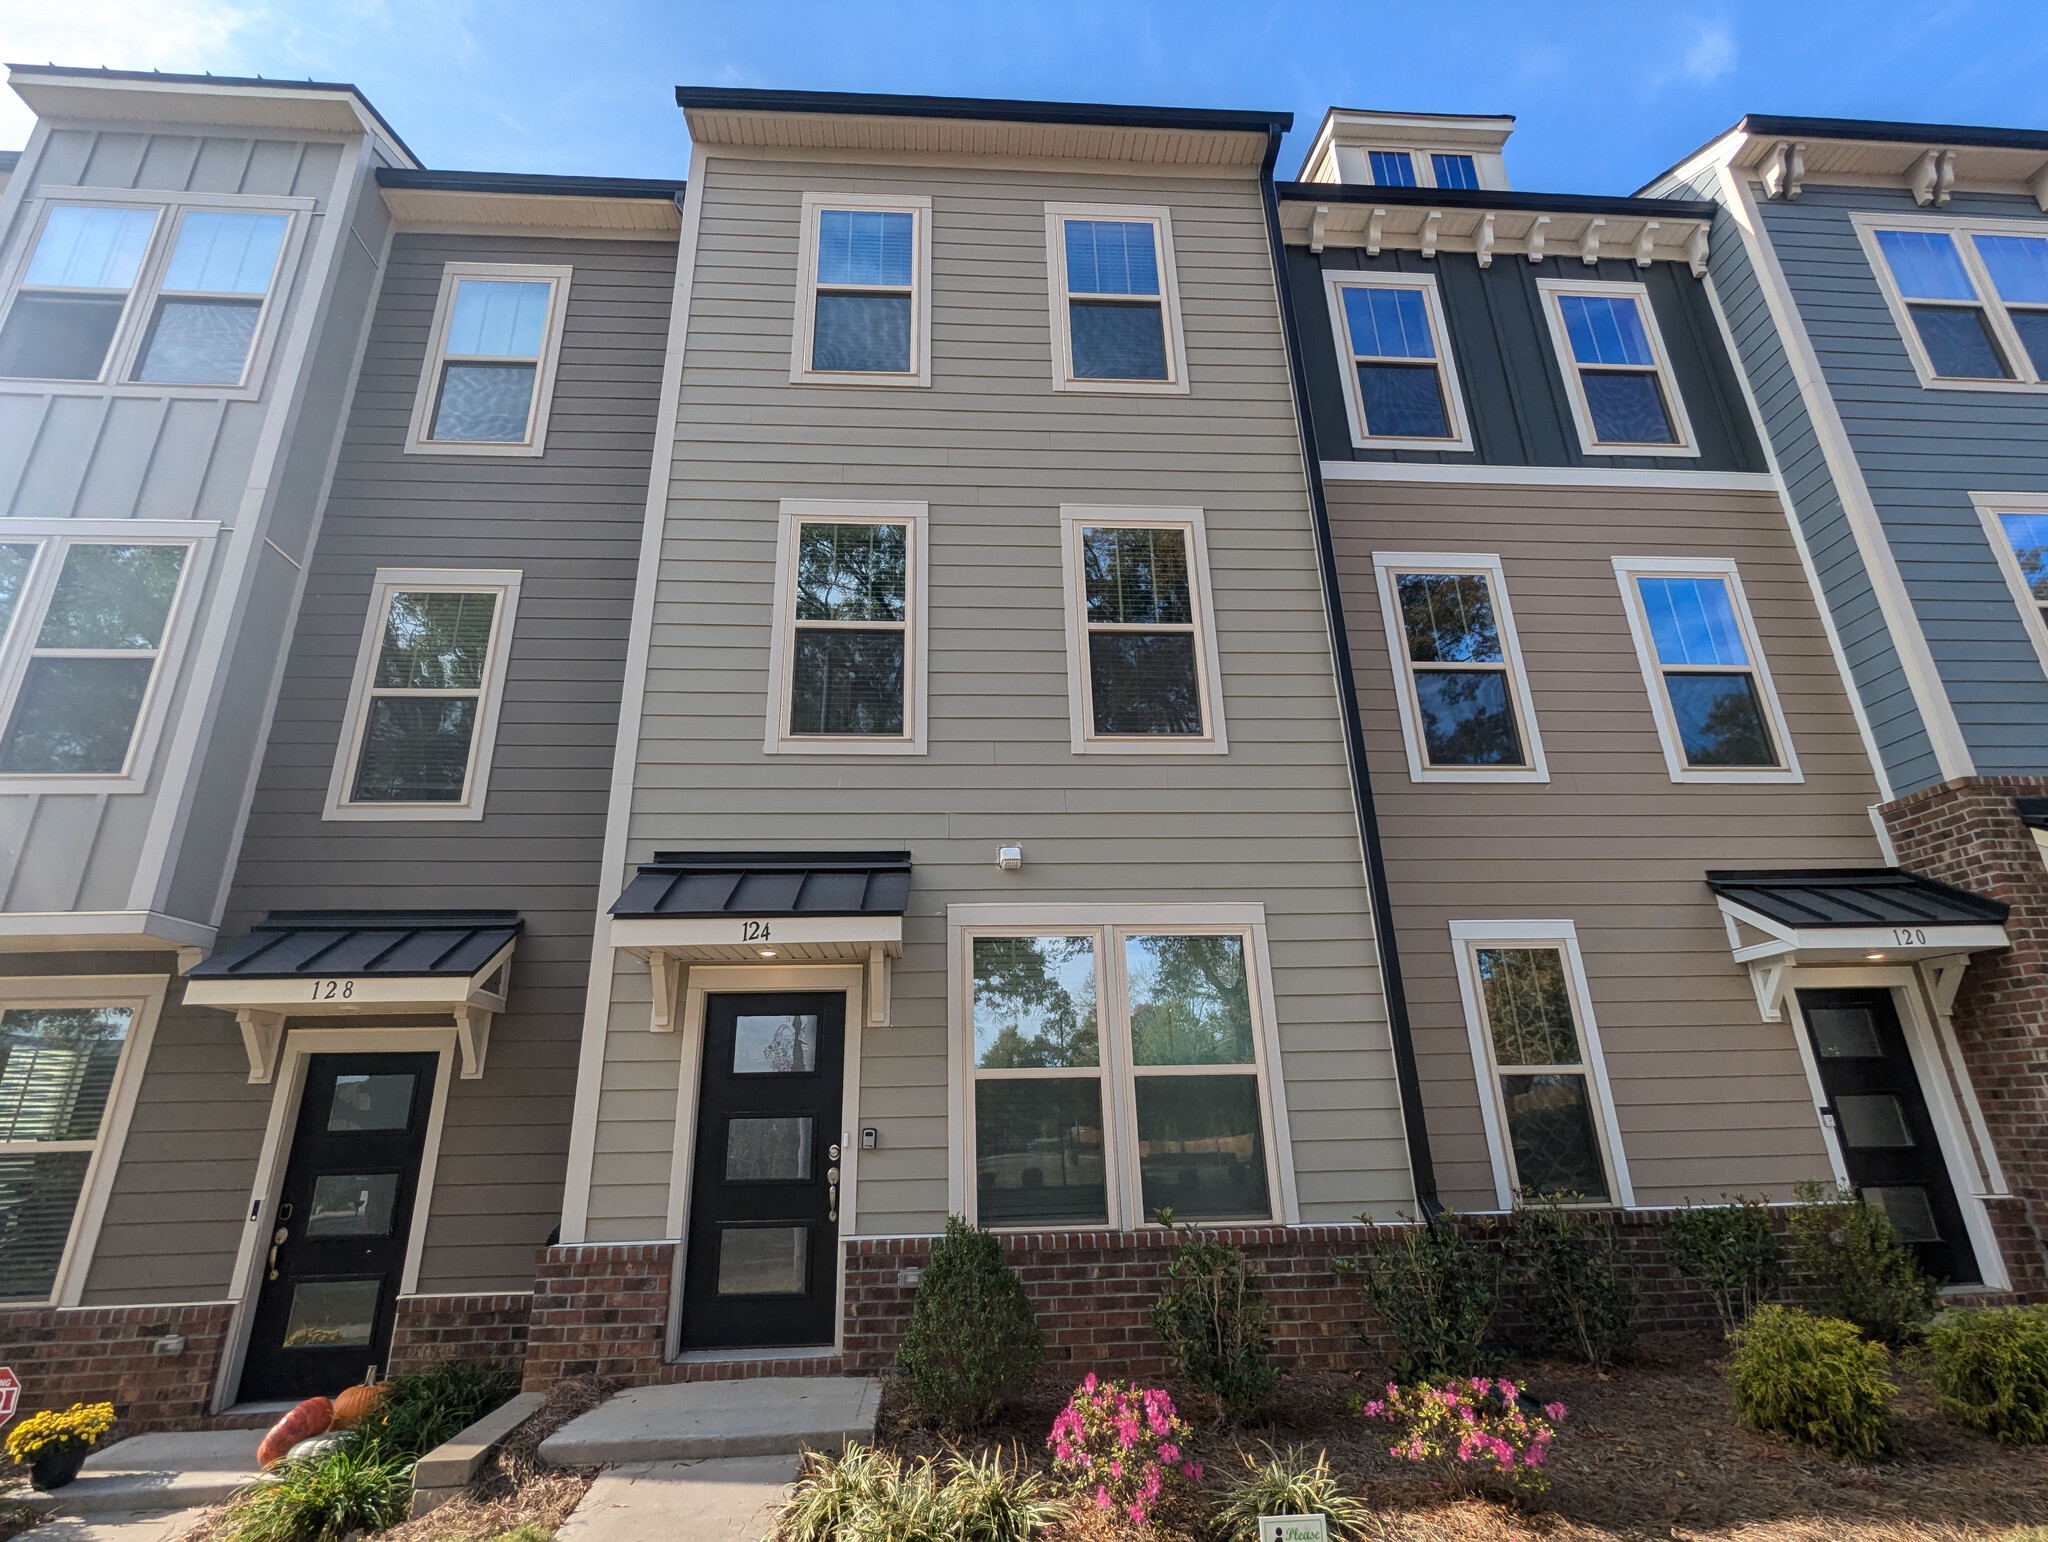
top-left (46, 1431), bottom-right (263, 1516)
top-left (19, 1505), bottom-right (218, 1542)
top-left (555, 1455), bottom-right (799, 1542)
top-left (537, 1378), bottom-right (880, 1465)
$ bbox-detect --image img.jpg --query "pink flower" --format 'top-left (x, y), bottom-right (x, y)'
top-left (1109, 1459), bottom-right (1122, 1481)
top-left (1129, 1503), bottom-right (1146, 1524)
top-left (1186, 1462), bottom-right (1203, 1482)
top-left (1544, 1402), bottom-right (1567, 1422)
top-left (1095, 1486), bottom-right (1110, 1510)
top-left (1159, 1442), bottom-right (1179, 1463)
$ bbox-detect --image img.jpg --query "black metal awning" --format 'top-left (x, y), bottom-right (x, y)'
top-left (188, 910), bottom-right (523, 978)
top-left (611, 851), bottom-right (911, 919)
top-left (2017, 798), bottom-right (2048, 833)
top-left (1704, 869), bottom-right (2008, 930)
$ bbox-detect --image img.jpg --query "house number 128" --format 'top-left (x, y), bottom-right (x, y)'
top-left (741, 921), bottom-right (771, 942)
top-left (310, 979), bottom-right (355, 1000)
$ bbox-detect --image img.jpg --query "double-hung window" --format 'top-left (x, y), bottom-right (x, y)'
top-left (405, 264), bottom-right (572, 455)
top-left (1858, 215), bottom-right (2048, 388)
top-left (0, 196), bottom-right (298, 387)
top-left (1060, 508), bottom-right (1226, 753)
top-left (0, 530), bottom-right (203, 789)
top-left (793, 195), bottom-right (931, 386)
top-left (960, 914), bottom-right (1286, 1230)
top-left (327, 570), bottom-right (521, 820)
top-left (0, 977), bottom-right (163, 1305)
top-left (1045, 205), bottom-right (1188, 392)
top-left (1613, 557), bottom-right (1798, 782)
top-left (1374, 554), bottom-right (1544, 782)
top-left (1324, 273), bottom-right (1471, 450)
top-left (1974, 495), bottom-right (2048, 676)
top-left (1537, 279), bottom-right (1696, 456)
top-left (766, 502), bottom-right (927, 754)
top-left (1451, 923), bottom-right (1628, 1210)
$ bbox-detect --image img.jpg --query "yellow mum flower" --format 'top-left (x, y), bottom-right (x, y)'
top-left (5, 1403), bottom-right (117, 1464)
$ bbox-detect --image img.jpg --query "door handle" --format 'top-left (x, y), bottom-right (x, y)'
top-left (826, 1166), bottom-right (840, 1223)
top-left (267, 1227), bottom-right (289, 1281)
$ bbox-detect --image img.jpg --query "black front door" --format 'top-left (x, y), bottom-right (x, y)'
top-left (681, 993), bottom-right (845, 1350)
top-left (240, 1052), bottom-right (439, 1401)
top-left (1795, 987), bottom-right (1979, 1284)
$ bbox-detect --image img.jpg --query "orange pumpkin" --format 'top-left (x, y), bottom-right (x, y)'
top-left (256, 1397), bottom-right (333, 1469)
top-left (330, 1381), bottom-right (385, 1430)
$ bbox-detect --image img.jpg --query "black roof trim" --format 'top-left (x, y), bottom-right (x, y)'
top-left (5, 63), bottom-right (416, 165)
top-left (1276, 180), bottom-right (1716, 221)
top-left (1705, 868), bottom-right (2009, 929)
top-left (1738, 113), bottom-right (2048, 154)
top-left (613, 850), bottom-right (912, 920)
top-left (675, 86), bottom-right (1289, 136)
top-left (2016, 797), bottom-right (2048, 832)
top-left (188, 909), bottom-right (523, 980)
top-left (377, 168), bottom-right (685, 200)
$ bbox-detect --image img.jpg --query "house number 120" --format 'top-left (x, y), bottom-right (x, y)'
top-left (310, 979), bottom-right (355, 1000)
top-left (1891, 928), bottom-right (1927, 946)
top-left (741, 921), bottom-right (771, 942)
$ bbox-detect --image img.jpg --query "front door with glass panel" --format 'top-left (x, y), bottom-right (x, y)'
top-left (681, 994), bottom-right (845, 1350)
top-left (240, 1052), bottom-right (438, 1401)
top-left (1795, 988), bottom-right (1979, 1284)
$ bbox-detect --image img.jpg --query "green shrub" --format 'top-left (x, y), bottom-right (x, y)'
top-left (1340, 1212), bottom-right (1499, 1380)
top-left (1216, 1445), bottom-right (1369, 1542)
top-left (1727, 1304), bottom-right (1900, 1461)
top-left (1510, 1193), bottom-right (1637, 1368)
top-left (1662, 1195), bottom-right (1787, 1332)
top-left (777, 1444), bottom-right (1058, 1542)
top-left (1149, 1210), bottom-right (1280, 1425)
top-left (1924, 1305), bottom-right (2048, 1443)
top-left (896, 1216), bottom-right (1045, 1432)
top-left (354, 1356), bottom-right (521, 1463)
top-left (1787, 1181), bottom-right (1937, 1346)
top-left (221, 1448), bottom-right (413, 1542)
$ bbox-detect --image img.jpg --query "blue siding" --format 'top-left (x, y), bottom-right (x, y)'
top-left (1759, 184), bottom-right (2048, 778)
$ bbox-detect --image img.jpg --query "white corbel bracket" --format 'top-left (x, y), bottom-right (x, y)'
top-left (1761, 141), bottom-right (1791, 200)
top-left (1634, 221), bottom-right (1660, 268)
top-left (1688, 224), bottom-right (1711, 279)
top-left (1420, 209), bottom-right (1442, 260)
top-left (648, 949), bottom-right (682, 1032)
top-left (1746, 960), bottom-right (1791, 1023)
top-left (452, 1005), bottom-right (492, 1079)
top-left (1918, 954), bottom-right (1970, 1019)
top-left (1580, 218), bottom-right (1605, 266)
top-left (1786, 142), bottom-right (1806, 200)
top-left (1365, 207), bottom-right (1385, 257)
top-left (2032, 163), bottom-right (2048, 213)
top-left (1310, 205), bottom-right (1329, 255)
top-left (1910, 149), bottom-right (1941, 206)
top-left (237, 1009), bottom-right (285, 1084)
top-left (1525, 214), bottom-right (1549, 264)
top-left (867, 944), bottom-right (892, 1027)
top-left (1476, 212), bottom-right (1495, 268)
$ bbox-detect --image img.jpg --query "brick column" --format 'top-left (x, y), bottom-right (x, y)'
top-left (521, 1242), bottom-right (675, 1388)
top-left (1881, 775), bottom-right (2048, 1298)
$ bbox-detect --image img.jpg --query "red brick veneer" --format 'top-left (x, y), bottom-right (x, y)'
top-left (388, 1292), bottom-right (532, 1372)
top-left (0, 1302), bottom-right (256, 1433)
top-left (1881, 775), bottom-right (2048, 1298)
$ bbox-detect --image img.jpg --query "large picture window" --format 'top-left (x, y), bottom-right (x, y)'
top-left (1044, 204), bottom-right (1188, 393)
top-left (1536, 278), bottom-right (1697, 457)
top-left (1324, 273), bottom-right (1471, 451)
top-left (959, 914), bottom-right (1287, 1230)
top-left (1856, 215), bottom-right (2048, 389)
top-left (405, 264), bottom-right (572, 456)
top-left (792, 194), bottom-right (931, 386)
top-left (326, 569), bottom-right (521, 821)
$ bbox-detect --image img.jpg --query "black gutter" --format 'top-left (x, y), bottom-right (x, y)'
top-left (1259, 129), bottom-right (1439, 1209)
top-left (676, 85), bottom-right (1289, 138)
top-left (1636, 112), bottom-right (2048, 198)
top-left (1277, 180), bottom-right (1716, 221)
top-left (377, 168), bottom-right (685, 200)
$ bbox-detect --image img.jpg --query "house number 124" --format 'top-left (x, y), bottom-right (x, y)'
top-left (741, 921), bottom-right (772, 942)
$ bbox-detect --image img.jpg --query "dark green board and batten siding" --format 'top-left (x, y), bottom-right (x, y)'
top-left (81, 229), bottom-right (676, 1303)
top-left (1286, 242), bottom-right (1766, 474)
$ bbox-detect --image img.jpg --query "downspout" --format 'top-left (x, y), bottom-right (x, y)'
top-left (1257, 126), bottom-right (1439, 1209)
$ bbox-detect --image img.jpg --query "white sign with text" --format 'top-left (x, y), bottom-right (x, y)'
top-left (1258, 1516), bottom-right (1328, 1542)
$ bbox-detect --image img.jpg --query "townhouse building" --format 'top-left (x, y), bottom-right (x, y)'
top-left (1646, 117), bottom-right (2048, 1294)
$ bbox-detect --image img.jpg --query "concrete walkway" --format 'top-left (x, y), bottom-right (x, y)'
top-left (555, 1454), bottom-right (799, 1542)
top-left (5, 1430), bottom-right (263, 1542)
top-left (538, 1377), bottom-right (879, 1464)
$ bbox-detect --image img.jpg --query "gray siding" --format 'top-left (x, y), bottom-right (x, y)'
top-left (583, 150), bottom-right (1413, 1242)
top-left (1758, 185), bottom-right (2048, 779)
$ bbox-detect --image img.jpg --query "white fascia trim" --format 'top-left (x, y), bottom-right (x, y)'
top-left (763, 501), bottom-right (929, 755)
top-left (1318, 461), bottom-right (1776, 492)
top-left (1611, 554), bottom-right (1805, 785)
top-left (1447, 919), bottom-right (1635, 1212)
top-left (0, 910), bottom-right (216, 949)
top-left (322, 568), bottom-right (523, 821)
top-left (1968, 492), bottom-right (2048, 683)
top-left (790, 192), bottom-right (933, 388)
top-left (1534, 275), bottom-right (1701, 459)
top-left (1370, 550), bottom-right (1548, 784)
top-left (402, 262), bottom-right (574, 456)
top-left (560, 142), bottom-right (708, 1247)
top-left (1714, 163), bottom-right (1975, 783)
top-left (1321, 270), bottom-right (1475, 453)
top-left (1043, 202), bottom-right (1191, 396)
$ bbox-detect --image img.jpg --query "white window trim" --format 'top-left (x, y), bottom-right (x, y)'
top-left (1323, 271), bottom-right (1474, 452)
top-left (1611, 555), bottom-right (1802, 785)
top-left (1447, 920), bottom-right (1633, 1213)
top-left (403, 262), bottom-right (573, 457)
top-left (1535, 276), bottom-right (1700, 459)
top-left (1043, 203), bottom-right (1191, 396)
top-left (1968, 491), bottom-right (2048, 680)
top-left (1372, 551), bottom-right (1547, 783)
top-left (1058, 505), bottom-right (1228, 755)
top-left (0, 186), bottom-right (312, 397)
top-left (945, 901), bottom-right (1298, 1232)
top-left (0, 519), bottom-right (217, 796)
top-left (0, 973), bottom-right (169, 1307)
top-left (323, 568), bottom-right (522, 822)
top-left (763, 500), bottom-right (929, 756)
top-left (790, 192), bottom-right (933, 389)
top-left (1852, 211), bottom-right (2048, 393)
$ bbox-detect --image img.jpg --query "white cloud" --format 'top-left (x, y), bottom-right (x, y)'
top-left (0, 0), bottom-right (268, 147)
top-left (1682, 22), bottom-right (1738, 84)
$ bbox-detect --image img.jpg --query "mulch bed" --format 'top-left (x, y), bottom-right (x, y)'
top-left (872, 1332), bottom-right (2048, 1542)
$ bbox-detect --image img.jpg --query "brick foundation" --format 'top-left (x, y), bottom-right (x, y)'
top-left (388, 1292), bottom-right (532, 1373)
top-left (0, 1302), bottom-right (254, 1433)
top-left (1881, 775), bottom-right (2048, 1298)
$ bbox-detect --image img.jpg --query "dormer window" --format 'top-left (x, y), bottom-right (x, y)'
top-left (1369, 152), bottom-right (1417, 187)
top-left (1431, 154), bottom-right (1481, 190)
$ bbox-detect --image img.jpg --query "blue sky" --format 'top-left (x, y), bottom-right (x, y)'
top-left (5, 1), bottom-right (2048, 193)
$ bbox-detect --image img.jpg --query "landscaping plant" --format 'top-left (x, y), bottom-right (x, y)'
top-left (778, 1444), bottom-right (1060, 1542)
top-left (221, 1447), bottom-right (414, 1542)
top-left (1354, 1377), bottom-right (1565, 1492)
top-left (941, 1449), bottom-right (1064, 1542)
top-left (1510, 1192), bottom-right (1638, 1368)
top-left (897, 1215), bottom-right (1046, 1432)
top-left (1216, 1445), bottom-right (1369, 1542)
top-left (1148, 1208), bottom-right (1280, 1425)
top-left (353, 1356), bottom-right (522, 1463)
top-left (1727, 1303), bottom-right (1900, 1461)
top-left (1923, 1304), bottom-right (2048, 1443)
top-left (4, 1402), bottom-right (115, 1489)
top-left (1662, 1195), bottom-right (1787, 1332)
top-left (1787, 1181), bottom-right (1937, 1346)
top-left (1046, 1374), bottom-right (1199, 1528)
top-left (1339, 1212), bottom-right (1499, 1379)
